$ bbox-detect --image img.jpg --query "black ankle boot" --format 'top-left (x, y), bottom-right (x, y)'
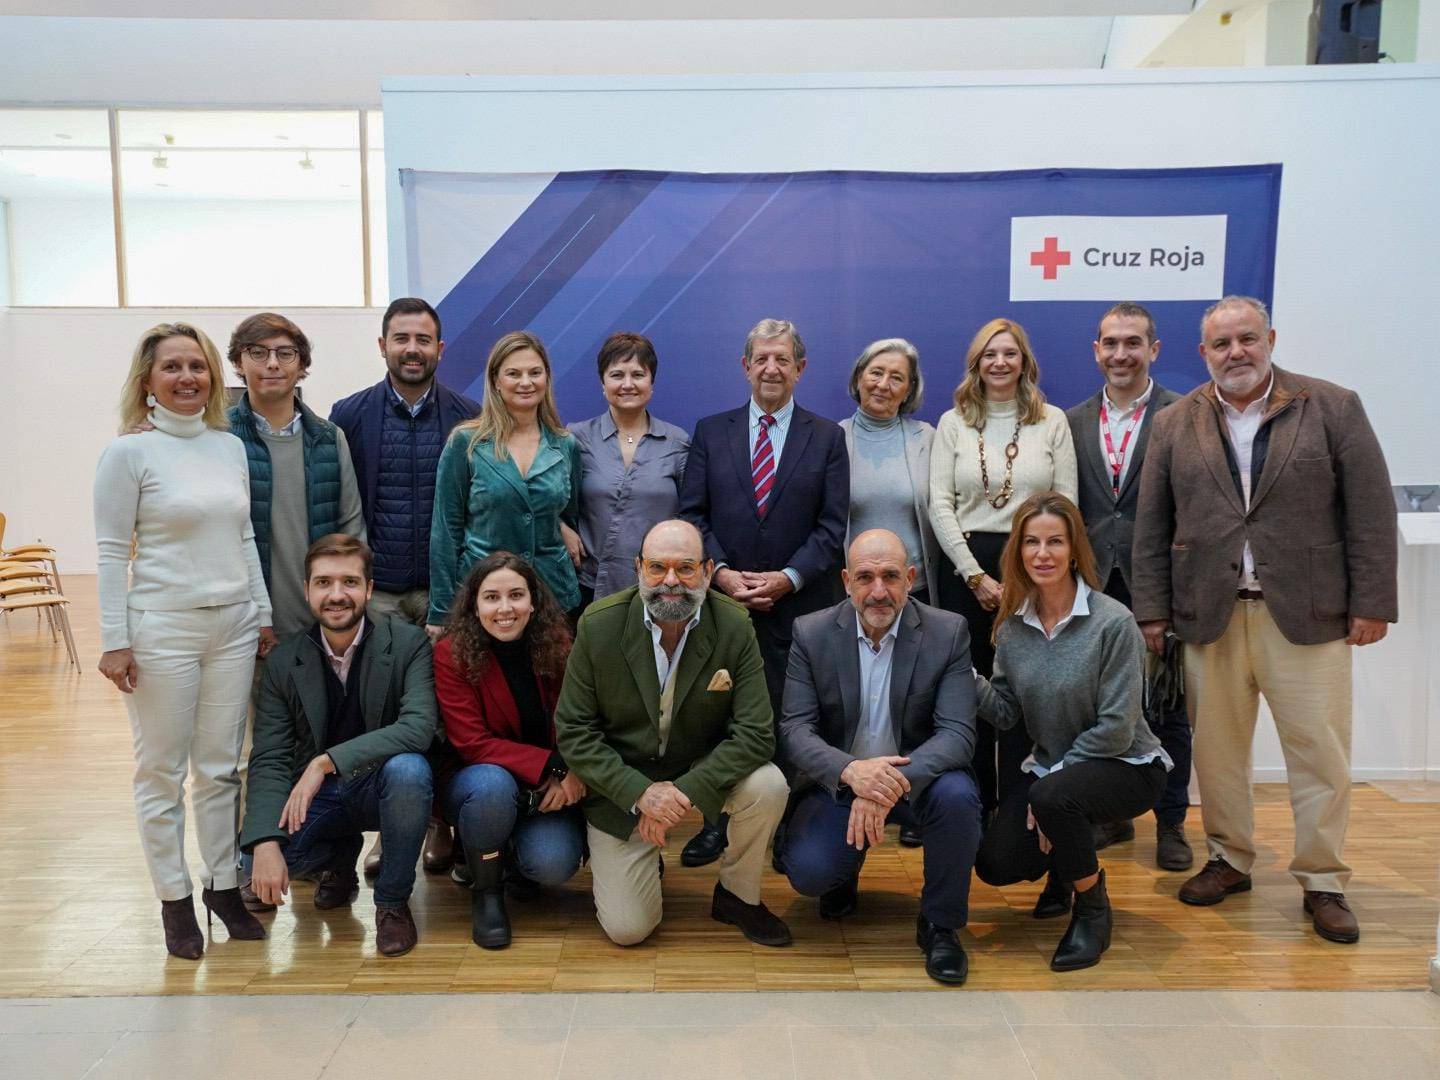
top-left (202, 886), bottom-right (267, 940)
top-left (1032, 871), bottom-right (1073, 919)
top-left (161, 896), bottom-right (204, 960)
top-left (1051, 869), bottom-right (1112, 972)
top-left (470, 850), bottom-right (511, 950)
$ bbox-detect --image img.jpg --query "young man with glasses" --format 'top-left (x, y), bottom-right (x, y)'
top-left (226, 312), bottom-right (366, 642)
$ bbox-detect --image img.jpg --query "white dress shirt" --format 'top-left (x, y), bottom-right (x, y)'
top-left (745, 397), bottom-right (803, 591)
top-left (1097, 377), bottom-right (1155, 494)
top-left (1216, 373), bottom-right (1275, 590)
top-left (850, 611), bottom-right (901, 761)
top-left (642, 605), bottom-right (701, 756)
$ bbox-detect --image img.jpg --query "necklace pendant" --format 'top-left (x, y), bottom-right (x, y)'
top-left (991, 493), bottom-right (1011, 509)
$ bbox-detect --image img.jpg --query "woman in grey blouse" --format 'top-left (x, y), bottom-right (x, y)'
top-left (570, 332), bottom-right (690, 606)
top-left (972, 491), bottom-right (1170, 973)
top-left (838, 338), bottom-right (942, 603)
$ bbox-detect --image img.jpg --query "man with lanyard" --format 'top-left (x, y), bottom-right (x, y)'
top-left (1066, 302), bottom-right (1193, 873)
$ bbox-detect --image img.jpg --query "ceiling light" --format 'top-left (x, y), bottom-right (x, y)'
top-left (276, 134), bottom-right (291, 141)
top-left (55, 133), bottom-right (73, 140)
top-left (152, 153), bottom-right (168, 169)
top-left (299, 151), bottom-right (315, 171)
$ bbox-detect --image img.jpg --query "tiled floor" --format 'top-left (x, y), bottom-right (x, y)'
top-left (1, 990), bottom-right (1437, 1079)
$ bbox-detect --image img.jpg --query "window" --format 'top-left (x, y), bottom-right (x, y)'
top-left (0, 109), bottom-right (118, 306)
top-left (366, 109), bottom-right (388, 304)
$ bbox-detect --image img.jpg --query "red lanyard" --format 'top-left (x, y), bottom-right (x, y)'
top-left (1100, 399), bottom-right (1147, 497)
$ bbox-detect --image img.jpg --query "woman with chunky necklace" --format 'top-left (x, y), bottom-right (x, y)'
top-left (928, 318), bottom-right (1077, 820)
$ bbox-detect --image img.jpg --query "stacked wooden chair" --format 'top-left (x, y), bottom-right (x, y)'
top-left (0, 512), bottom-right (79, 672)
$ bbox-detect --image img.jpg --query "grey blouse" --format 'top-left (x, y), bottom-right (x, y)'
top-left (571, 411), bottom-right (690, 599)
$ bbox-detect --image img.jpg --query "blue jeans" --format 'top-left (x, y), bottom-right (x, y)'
top-left (782, 769), bottom-right (982, 930)
top-left (441, 763), bottom-right (584, 887)
top-left (278, 752), bottom-right (433, 907)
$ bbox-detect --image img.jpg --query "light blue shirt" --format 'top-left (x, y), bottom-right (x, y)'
top-left (850, 610), bottom-right (900, 760)
top-left (387, 379), bottom-right (433, 419)
top-left (251, 397), bottom-right (304, 437)
top-left (747, 397), bottom-right (802, 591)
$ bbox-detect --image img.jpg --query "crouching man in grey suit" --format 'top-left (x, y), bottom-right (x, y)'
top-left (778, 529), bottom-right (981, 985)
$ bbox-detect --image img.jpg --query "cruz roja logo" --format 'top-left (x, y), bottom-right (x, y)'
top-left (1010, 215), bottom-right (1227, 301)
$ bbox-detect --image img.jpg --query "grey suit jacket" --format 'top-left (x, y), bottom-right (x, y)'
top-left (779, 597), bottom-right (977, 802)
top-left (1132, 366), bottom-right (1398, 647)
top-left (1065, 382), bottom-right (1182, 591)
top-left (839, 414), bottom-right (943, 600)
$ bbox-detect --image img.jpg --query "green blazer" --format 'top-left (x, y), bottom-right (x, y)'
top-left (240, 615), bottom-right (438, 852)
top-left (428, 425), bottom-right (583, 624)
top-left (555, 587), bottom-right (775, 840)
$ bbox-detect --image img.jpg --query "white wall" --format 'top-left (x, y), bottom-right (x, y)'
top-left (384, 67), bottom-right (1440, 485)
top-left (7, 198), bottom-right (117, 306)
top-left (0, 305), bottom-right (381, 570)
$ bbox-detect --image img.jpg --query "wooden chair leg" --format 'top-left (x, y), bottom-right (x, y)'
top-left (56, 605), bottom-right (80, 672)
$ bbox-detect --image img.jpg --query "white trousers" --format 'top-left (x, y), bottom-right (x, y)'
top-left (586, 763), bottom-right (789, 947)
top-left (123, 602), bottom-right (258, 901)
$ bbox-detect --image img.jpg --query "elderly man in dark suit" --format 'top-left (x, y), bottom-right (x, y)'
top-left (554, 520), bottom-right (790, 948)
top-left (1133, 295), bottom-right (1397, 945)
top-left (779, 529), bottom-right (981, 985)
top-left (679, 318), bottom-right (849, 866)
top-left (1066, 301), bottom-right (1192, 874)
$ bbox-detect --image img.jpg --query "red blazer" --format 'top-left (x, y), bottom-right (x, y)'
top-left (433, 635), bottom-right (561, 788)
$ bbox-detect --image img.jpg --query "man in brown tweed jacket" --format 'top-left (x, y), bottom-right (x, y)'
top-left (1132, 295), bottom-right (1397, 945)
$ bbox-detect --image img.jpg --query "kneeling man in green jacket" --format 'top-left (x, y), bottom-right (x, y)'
top-left (241, 534), bottom-right (438, 957)
top-left (556, 519), bottom-right (790, 947)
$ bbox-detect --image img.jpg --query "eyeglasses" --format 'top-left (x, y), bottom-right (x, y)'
top-left (638, 559), bottom-right (705, 585)
top-left (242, 344), bottom-right (302, 366)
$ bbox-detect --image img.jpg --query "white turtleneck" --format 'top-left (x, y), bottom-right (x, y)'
top-left (94, 403), bottom-right (272, 651)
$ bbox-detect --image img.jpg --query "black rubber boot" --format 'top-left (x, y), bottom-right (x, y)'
top-left (469, 850), bottom-right (511, 950)
top-left (1051, 869), bottom-right (1112, 972)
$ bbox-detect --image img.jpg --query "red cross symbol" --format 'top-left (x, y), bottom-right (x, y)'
top-left (1029, 236), bottom-right (1071, 280)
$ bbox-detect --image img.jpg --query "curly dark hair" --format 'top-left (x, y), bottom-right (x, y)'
top-left (443, 552), bottom-right (572, 681)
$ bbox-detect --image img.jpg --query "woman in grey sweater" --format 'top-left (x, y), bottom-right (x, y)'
top-left (973, 491), bottom-right (1169, 972)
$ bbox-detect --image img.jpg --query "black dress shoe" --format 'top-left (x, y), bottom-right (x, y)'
top-left (313, 869), bottom-right (360, 910)
top-left (898, 825), bottom-right (923, 848)
top-left (681, 814), bottom-right (729, 868)
top-left (1155, 822), bottom-right (1195, 871)
top-left (1093, 819), bottom-right (1136, 851)
top-left (819, 877), bottom-right (859, 920)
top-left (1051, 869), bottom-right (1112, 972)
top-left (916, 915), bottom-right (968, 986)
top-left (1032, 871), bottom-right (1073, 919)
top-left (711, 882), bottom-right (791, 947)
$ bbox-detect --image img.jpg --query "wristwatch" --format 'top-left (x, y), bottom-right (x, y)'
top-left (966, 572), bottom-right (987, 590)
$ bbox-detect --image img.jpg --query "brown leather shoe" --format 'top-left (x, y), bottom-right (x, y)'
top-left (1304, 891), bottom-right (1360, 944)
top-left (1178, 857), bottom-right (1252, 906)
top-left (710, 882), bottom-right (791, 947)
top-left (240, 879), bottom-right (276, 913)
top-left (375, 904), bottom-right (419, 957)
top-left (423, 821), bottom-right (455, 874)
top-left (314, 869), bottom-right (360, 910)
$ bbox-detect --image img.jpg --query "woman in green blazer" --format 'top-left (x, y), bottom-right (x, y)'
top-left (428, 331), bottom-right (584, 629)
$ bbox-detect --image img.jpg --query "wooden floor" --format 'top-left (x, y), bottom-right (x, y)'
top-left (2, 579), bottom-right (1436, 996)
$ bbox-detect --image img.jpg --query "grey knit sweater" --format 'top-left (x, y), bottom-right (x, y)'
top-left (975, 588), bottom-right (1163, 772)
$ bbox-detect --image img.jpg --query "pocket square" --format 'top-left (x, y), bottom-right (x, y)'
top-left (706, 669), bottom-right (733, 692)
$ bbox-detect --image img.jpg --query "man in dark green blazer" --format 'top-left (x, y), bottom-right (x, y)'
top-left (555, 519), bottom-right (791, 947)
top-left (241, 535), bottom-right (438, 957)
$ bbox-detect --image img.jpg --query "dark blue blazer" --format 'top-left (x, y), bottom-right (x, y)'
top-left (679, 403), bottom-right (849, 631)
top-left (328, 377), bottom-right (480, 526)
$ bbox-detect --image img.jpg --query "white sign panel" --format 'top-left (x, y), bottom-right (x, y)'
top-left (1009, 215), bottom-right (1227, 301)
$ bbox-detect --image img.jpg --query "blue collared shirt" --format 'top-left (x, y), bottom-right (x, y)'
top-left (850, 610), bottom-right (901, 760)
top-left (387, 378), bottom-right (433, 419)
top-left (251, 399), bottom-right (304, 437)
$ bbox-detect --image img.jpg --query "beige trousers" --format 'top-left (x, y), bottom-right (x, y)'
top-left (1186, 599), bottom-right (1353, 892)
top-left (367, 586), bottom-right (430, 627)
top-left (586, 763), bottom-right (788, 946)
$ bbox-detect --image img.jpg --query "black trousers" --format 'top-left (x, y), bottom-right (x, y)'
top-left (937, 532), bottom-right (1029, 815)
top-left (1103, 569), bottom-right (1192, 827)
top-left (975, 759), bottom-right (1167, 885)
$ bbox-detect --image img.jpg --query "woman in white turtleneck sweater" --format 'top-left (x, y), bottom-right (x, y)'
top-left (94, 323), bottom-right (273, 960)
top-left (928, 318), bottom-right (1077, 816)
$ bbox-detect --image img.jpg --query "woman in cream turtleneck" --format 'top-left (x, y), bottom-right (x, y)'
top-left (94, 324), bottom-right (273, 960)
top-left (929, 318), bottom-right (1077, 817)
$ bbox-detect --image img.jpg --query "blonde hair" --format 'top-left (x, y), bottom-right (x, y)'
top-left (952, 318), bottom-right (1047, 428)
top-left (455, 331), bottom-right (567, 459)
top-left (119, 323), bottom-right (229, 433)
top-left (992, 491), bottom-right (1100, 644)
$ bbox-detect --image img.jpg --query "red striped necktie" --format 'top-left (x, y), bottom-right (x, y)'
top-left (752, 413), bottom-right (777, 518)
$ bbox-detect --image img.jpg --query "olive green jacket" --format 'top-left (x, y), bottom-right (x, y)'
top-left (240, 616), bottom-right (438, 852)
top-left (555, 587), bottom-right (775, 839)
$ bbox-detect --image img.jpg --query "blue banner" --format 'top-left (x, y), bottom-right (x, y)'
top-left (406, 166), bottom-right (1281, 432)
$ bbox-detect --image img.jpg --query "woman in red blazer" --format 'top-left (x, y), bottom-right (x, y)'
top-left (433, 551), bottom-right (586, 950)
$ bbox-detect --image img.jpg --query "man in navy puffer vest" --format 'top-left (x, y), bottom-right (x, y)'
top-left (329, 298), bottom-right (479, 880)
